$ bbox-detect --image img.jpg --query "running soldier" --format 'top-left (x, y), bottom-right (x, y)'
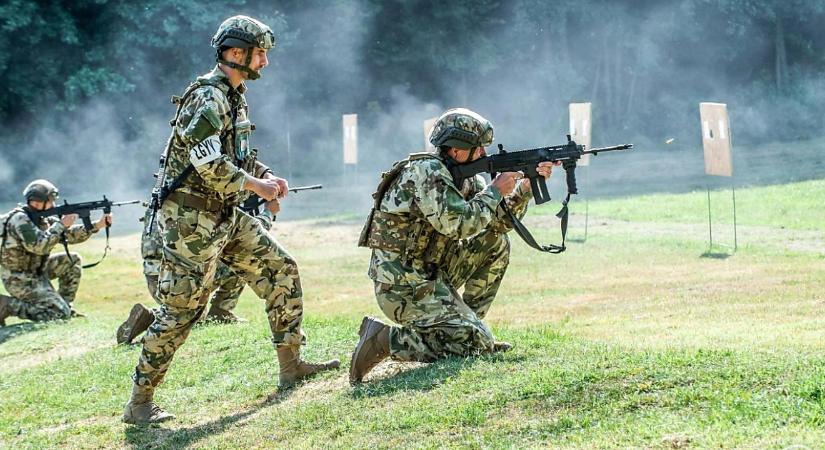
top-left (123, 16), bottom-right (338, 424)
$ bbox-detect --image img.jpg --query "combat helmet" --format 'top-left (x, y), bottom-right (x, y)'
top-left (429, 108), bottom-right (494, 150)
top-left (211, 15), bottom-right (275, 80)
top-left (23, 179), bottom-right (59, 203)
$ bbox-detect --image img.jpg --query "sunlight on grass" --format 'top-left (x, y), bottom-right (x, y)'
top-left (1, 180), bottom-right (824, 448)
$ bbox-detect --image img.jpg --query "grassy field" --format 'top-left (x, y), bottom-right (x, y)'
top-left (558, 178), bottom-right (825, 232)
top-left (1, 179), bottom-right (824, 449)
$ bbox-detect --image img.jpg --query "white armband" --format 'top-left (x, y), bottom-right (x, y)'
top-left (190, 135), bottom-right (222, 167)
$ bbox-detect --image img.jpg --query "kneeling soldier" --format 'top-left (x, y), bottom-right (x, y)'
top-left (350, 108), bottom-right (556, 383)
top-left (0, 179), bottom-right (111, 324)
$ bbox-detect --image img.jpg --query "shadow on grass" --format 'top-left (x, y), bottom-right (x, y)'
top-left (351, 353), bottom-right (525, 398)
top-left (0, 322), bottom-right (41, 345)
top-left (700, 251), bottom-right (732, 259)
top-left (123, 388), bottom-right (295, 449)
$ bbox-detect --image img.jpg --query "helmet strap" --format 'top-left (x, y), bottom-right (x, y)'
top-left (217, 47), bottom-right (260, 80)
top-left (468, 146), bottom-right (479, 161)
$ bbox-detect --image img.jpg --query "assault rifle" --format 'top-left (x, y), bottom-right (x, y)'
top-left (241, 184), bottom-right (323, 217)
top-left (449, 136), bottom-right (632, 253)
top-left (31, 196), bottom-right (141, 268)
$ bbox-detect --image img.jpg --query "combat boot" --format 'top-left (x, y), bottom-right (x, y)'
top-left (349, 316), bottom-right (391, 384)
top-left (493, 341), bottom-right (513, 353)
top-left (122, 384), bottom-right (175, 425)
top-left (205, 305), bottom-right (247, 324)
top-left (276, 345), bottom-right (340, 388)
top-left (116, 303), bottom-right (154, 345)
top-left (0, 294), bottom-right (12, 327)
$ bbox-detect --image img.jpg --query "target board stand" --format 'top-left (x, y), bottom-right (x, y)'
top-left (569, 102), bottom-right (592, 242)
top-left (699, 102), bottom-right (738, 255)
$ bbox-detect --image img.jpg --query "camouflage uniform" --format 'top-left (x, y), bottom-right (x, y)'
top-left (140, 205), bottom-right (273, 311)
top-left (0, 207), bottom-right (96, 321)
top-left (362, 153), bottom-right (532, 362)
top-left (132, 65), bottom-right (303, 389)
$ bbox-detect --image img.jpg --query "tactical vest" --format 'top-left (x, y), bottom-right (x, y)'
top-left (358, 153), bottom-right (454, 272)
top-left (0, 207), bottom-right (49, 273)
top-left (161, 75), bottom-right (257, 211)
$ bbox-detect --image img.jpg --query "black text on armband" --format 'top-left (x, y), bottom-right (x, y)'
top-left (190, 135), bottom-right (222, 166)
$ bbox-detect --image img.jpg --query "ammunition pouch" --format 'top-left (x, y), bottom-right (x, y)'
top-left (360, 209), bottom-right (449, 272)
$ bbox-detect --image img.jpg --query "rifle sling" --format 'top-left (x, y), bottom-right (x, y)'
top-left (60, 224), bottom-right (111, 269)
top-left (501, 193), bottom-right (569, 254)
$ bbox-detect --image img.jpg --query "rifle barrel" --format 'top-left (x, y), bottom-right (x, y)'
top-left (112, 200), bottom-right (142, 206)
top-left (289, 184), bottom-right (323, 192)
top-left (251, 184), bottom-right (323, 209)
top-left (584, 144), bottom-right (633, 154)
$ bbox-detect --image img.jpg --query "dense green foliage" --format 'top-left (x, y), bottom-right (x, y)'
top-left (3, 0), bottom-right (823, 129)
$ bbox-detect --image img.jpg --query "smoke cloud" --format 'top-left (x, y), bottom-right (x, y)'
top-left (2, 0), bottom-right (823, 225)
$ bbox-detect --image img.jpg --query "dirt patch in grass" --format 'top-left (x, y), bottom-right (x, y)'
top-left (0, 340), bottom-right (108, 374)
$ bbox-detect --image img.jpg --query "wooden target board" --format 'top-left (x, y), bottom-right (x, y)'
top-left (569, 103), bottom-right (592, 166)
top-left (699, 103), bottom-right (733, 177)
top-left (343, 114), bottom-right (358, 165)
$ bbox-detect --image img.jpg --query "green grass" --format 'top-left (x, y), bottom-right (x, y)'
top-left (1, 179), bottom-right (824, 448)
top-left (535, 178), bottom-right (825, 232)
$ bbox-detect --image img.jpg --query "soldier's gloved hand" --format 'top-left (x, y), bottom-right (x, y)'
top-left (265, 199), bottom-right (280, 215)
top-left (244, 177), bottom-right (281, 201)
top-left (522, 161), bottom-right (560, 191)
top-left (61, 214), bottom-right (78, 228)
top-left (94, 213), bottom-right (113, 231)
top-left (491, 172), bottom-right (521, 197)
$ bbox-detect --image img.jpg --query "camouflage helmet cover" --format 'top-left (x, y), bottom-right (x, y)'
top-left (211, 15), bottom-right (275, 50)
top-left (23, 179), bottom-right (59, 202)
top-left (429, 108), bottom-right (494, 150)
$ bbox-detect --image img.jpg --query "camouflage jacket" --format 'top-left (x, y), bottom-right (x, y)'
top-left (366, 153), bottom-right (532, 284)
top-left (0, 206), bottom-right (95, 274)
top-left (162, 66), bottom-right (271, 207)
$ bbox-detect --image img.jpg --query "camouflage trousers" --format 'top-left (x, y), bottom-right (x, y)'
top-left (133, 204), bottom-right (304, 388)
top-left (1, 252), bottom-right (82, 322)
top-left (376, 230), bottom-right (510, 362)
top-left (145, 262), bottom-right (246, 313)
